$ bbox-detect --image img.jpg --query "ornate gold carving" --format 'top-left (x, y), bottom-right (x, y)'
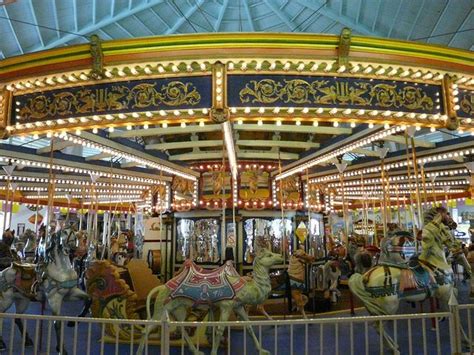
top-left (89, 34), bottom-right (104, 80)
top-left (18, 81), bottom-right (202, 121)
top-left (239, 78), bottom-right (434, 111)
top-left (338, 27), bottom-right (351, 68)
top-left (210, 108), bottom-right (229, 123)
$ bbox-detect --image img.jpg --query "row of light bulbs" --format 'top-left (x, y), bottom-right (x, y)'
top-left (350, 197), bottom-right (469, 212)
top-left (5, 61), bottom-right (211, 93)
top-left (55, 131), bottom-right (196, 181)
top-left (0, 175), bottom-right (151, 189)
top-left (226, 59), bottom-right (474, 87)
top-left (0, 157), bottom-right (162, 184)
top-left (277, 126), bottom-right (398, 180)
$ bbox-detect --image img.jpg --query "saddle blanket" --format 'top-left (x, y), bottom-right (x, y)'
top-left (166, 260), bottom-right (246, 304)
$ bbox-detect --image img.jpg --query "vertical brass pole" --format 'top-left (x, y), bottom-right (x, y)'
top-left (404, 133), bottom-right (418, 237)
top-left (430, 176), bottom-right (438, 206)
top-left (380, 157), bottom-right (388, 238)
top-left (410, 136), bottom-right (423, 227)
top-left (3, 176), bottom-right (10, 232)
top-left (395, 184), bottom-right (401, 227)
top-left (419, 162), bottom-right (429, 205)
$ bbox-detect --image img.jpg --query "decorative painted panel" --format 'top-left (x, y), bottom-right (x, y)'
top-left (458, 89), bottom-right (474, 118)
top-left (239, 163), bottom-right (272, 210)
top-left (228, 75), bottom-right (442, 114)
top-left (12, 76), bottom-right (212, 124)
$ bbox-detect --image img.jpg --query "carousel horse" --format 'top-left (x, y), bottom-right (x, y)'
top-left (349, 207), bottom-right (471, 353)
top-left (378, 230), bottom-right (416, 265)
top-left (137, 249), bottom-right (284, 355)
top-left (16, 229), bottom-right (38, 262)
top-left (0, 229), bottom-right (21, 270)
top-left (0, 227), bottom-right (91, 354)
top-left (287, 246), bottom-right (315, 318)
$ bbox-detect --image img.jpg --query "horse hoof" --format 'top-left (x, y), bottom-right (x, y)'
top-left (25, 337), bottom-right (34, 347)
top-left (56, 347), bottom-right (68, 355)
top-left (67, 321), bottom-right (75, 327)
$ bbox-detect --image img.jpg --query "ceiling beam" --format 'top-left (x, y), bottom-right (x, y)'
top-left (27, 0), bottom-right (45, 48)
top-left (168, 150), bottom-right (298, 161)
top-left (296, 0), bottom-right (383, 37)
top-left (215, 0), bottom-right (229, 31)
top-left (2, 6), bottom-right (23, 54)
top-left (263, 0), bottom-right (296, 31)
top-left (146, 140), bottom-right (223, 150)
top-left (383, 135), bottom-right (435, 148)
top-left (37, 140), bottom-right (76, 154)
top-left (109, 124), bottom-right (222, 138)
top-left (234, 123), bottom-right (351, 135)
top-left (38, 0), bottom-right (166, 51)
top-left (165, 0), bottom-right (205, 34)
top-left (237, 140), bottom-right (320, 149)
top-left (85, 152), bottom-right (112, 161)
top-left (352, 148), bottom-right (380, 157)
top-left (121, 161), bottom-right (141, 168)
top-left (243, 0), bottom-right (255, 31)
top-left (426, 0), bottom-right (451, 43)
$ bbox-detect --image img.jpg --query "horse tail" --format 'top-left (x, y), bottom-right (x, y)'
top-left (146, 285), bottom-right (163, 320)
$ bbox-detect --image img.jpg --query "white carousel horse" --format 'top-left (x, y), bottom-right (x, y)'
top-left (0, 227), bottom-right (91, 354)
top-left (19, 229), bottom-right (38, 262)
top-left (137, 249), bottom-right (284, 355)
top-left (349, 207), bottom-right (471, 353)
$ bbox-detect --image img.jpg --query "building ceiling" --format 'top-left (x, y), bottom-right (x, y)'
top-left (0, 0), bottom-right (472, 59)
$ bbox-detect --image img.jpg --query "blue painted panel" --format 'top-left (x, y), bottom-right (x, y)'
top-left (228, 74), bottom-right (442, 114)
top-left (457, 89), bottom-right (474, 118)
top-left (12, 76), bottom-right (212, 124)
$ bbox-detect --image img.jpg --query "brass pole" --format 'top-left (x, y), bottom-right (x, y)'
top-left (410, 136), bottom-right (423, 227)
top-left (404, 133), bottom-right (418, 237)
top-left (380, 157), bottom-right (388, 238)
top-left (419, 162), bottom-right (429, 206)
top-left (3, 176), bottom-right (10, 232)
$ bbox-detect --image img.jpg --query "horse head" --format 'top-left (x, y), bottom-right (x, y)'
top-left (254, 249), bottom-right (284, 268)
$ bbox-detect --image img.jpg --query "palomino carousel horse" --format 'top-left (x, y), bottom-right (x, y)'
top-left (287, 246), bottom-right (315, 318)
top-left (0, 227), bottom-right (91, 354)
top-left (349, 207), bottom-right (471, 352)
top-left (137, 249), bottom-right (284, 355)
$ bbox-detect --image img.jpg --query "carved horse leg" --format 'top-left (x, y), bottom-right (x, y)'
top-left (14, 297), bottom-right (34, 348)
top-left (47, 290), bottom-right (68, 355)
top-left (210, 303), bottom-right (232, 355)
top-left (234, 306), bottom-right (270, 355)
top-left (0, 289), bottom-right (15, 350)
top-left (64, 287), bottom-right (92, 327)
top-left (171, 305), bottom-right (204, 355)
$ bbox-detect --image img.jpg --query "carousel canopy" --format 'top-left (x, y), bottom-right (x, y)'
top-left (0, 1), bottom-right (472, 211)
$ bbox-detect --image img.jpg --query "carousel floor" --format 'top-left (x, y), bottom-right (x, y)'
top-left (3, 280), bottom-right (473, 355)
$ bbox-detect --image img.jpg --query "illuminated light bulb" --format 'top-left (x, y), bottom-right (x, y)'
top-left (75, 129), bottom-right (81, 135)
top-left (333, 121), bottom-right (339, 127)
top-left (295, 120), bottom-right (301, 126)
top-left (237, 119), bottom-right (243, 125)
top-left (199, 121), bottom-right (205, 127)
top-left (276, 120), bottom-right (282, 126)
top-left (33, 134), bottom-right (39, 139)
top-left (181, 122), bottom-right (186, 128)
top-left (143, 123), bottom-right (149, 129)
top-left (288, 107), bottom-right (294, 114)
top-left (368, 123), bottom-right (374, 128)
top-left (350, 122), bottom-right (356, 128)
top-left (384, 123), bottom-right (390, 129)
top-left (108, 127), bottom-right (114, 133)
top-left (126, 125), bottom-right (132, 131)
top-left (257, 120), bottom-right (263, 126)
top-left (92, 128), bottom-right (98, 134)
top-left (415, 126), bottom-right (421, 131)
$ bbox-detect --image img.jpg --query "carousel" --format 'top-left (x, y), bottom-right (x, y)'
top-left (0, 27), bottom-right (473, 354)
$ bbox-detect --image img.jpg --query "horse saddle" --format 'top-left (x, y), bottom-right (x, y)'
top-left (166, 260), bottom-right (245, 304)
top-left (12, 262), bottom-right (37, 298)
